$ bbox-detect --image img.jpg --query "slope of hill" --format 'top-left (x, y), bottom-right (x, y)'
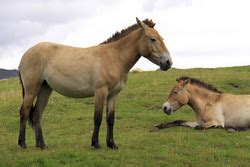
top-left (0, 68), bottom-right (18, 80)
top-left (0, 66), bottom-right (250, 166)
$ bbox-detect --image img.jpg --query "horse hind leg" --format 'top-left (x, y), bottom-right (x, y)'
top-left (194, 120), bottom-right (224, 130)
top-left (18, 93), bottom-right (37, 148)
top-left (32, 82), bottom-right (52, 149)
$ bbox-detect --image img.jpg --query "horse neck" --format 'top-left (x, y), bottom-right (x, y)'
top-left (187, 85), bottom-right (221, 115)
top-left (108, 29), bottom-right (142, 73)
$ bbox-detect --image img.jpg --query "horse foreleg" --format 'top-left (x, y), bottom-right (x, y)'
top-left (91, 87), bottom-right (108, 149)
top-left (151, 120), bottom-right (189, 132)
top-left (106, 95), bottom-right (118, 149)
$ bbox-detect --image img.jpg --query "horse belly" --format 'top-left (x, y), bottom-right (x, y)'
top-left (45, 73), bottom-right (94, 98)
top-left (224, 107), bottom-right (250, 128)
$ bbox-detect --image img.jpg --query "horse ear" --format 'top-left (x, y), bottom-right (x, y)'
top-left (136, 17), bottom-right (147, 30)
top-left (184, 79), bottom-right (191, 85)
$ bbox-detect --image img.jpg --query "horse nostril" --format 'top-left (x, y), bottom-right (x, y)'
top-left (166, 60), bottom-right (172, 66)
top-left (163, 106), bottom-right (167, 111)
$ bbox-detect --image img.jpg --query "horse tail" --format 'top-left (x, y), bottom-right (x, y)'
top-left (18, 71), bottom-right (35, 128)
top-left (18, 71), bottom-right (24, 98)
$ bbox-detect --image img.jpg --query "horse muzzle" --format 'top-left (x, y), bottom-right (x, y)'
top-left (160, 54), bottom-right (172, 71)
top-left (162, 102), bottom-right (173, 115)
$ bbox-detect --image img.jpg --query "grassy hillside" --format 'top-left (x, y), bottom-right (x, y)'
top-left (1, 66), bottom-right (250, 166)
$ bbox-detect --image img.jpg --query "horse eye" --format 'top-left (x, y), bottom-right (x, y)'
top-left (173, 90), bottom-right (178, 94)
top-left (150, 37), bottom-right (156, 42)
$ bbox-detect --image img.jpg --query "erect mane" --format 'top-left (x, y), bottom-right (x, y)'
top-left (100, 19), bottom-right (156, 45)
top-left (178, 76), bottom-right (222, 93)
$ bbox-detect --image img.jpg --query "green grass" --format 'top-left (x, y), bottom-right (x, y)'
top-left (1, 66), bottom-right (250, 166)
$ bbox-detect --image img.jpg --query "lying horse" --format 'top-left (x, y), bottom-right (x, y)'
top-left (159, 76), bottom-right (250, 132)
top-left (18, 18), bottom-right (172, 149)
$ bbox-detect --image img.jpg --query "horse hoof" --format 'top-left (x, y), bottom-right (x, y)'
top-left (194, 125), bottom-right (204, 130)
top-left (107, 140), bottom-right (118, 150)
top-left (107, 143), bottom-right (118, 150)
top-left (37, 145), bottom-right (48, 150)
top-left (216, 125), bottom-right (223, 129)
top-left (36, 142), bottom-right (48, 150)
top-left (92, 142), bottom-right (102, 149)
top-left (227, 128), bottom-right (236, 133)
top-left (150, 127), bottom-right (160, 132)
top-left (19, 143), bottom-right (27, 149)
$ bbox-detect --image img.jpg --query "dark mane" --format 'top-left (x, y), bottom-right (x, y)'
top-left (178, 76), bottom-right (222, 93)
top-left (100, 19), bottom-right (156, 45)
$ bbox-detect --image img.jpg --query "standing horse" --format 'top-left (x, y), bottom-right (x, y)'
top-left (159, 77), bottom-right (250, 132)
top-left (18, 18), bottom-right (172, 149)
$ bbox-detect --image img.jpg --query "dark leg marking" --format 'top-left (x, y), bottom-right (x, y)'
top-left (91, 110), bottom-right (103, 149)
top-left (32, 106), bottom-right (47, 149)
top-left (225, 126), bottom-right (247, 133)
top-left (31, 82), bottom-right (52, 149)
top-left (210, 125), bottom-right (224, 129)
top-left (194, 125), bottom-right (205, 130)
top-left (150, 120), bottom-right (187, 132)
top-left (18, 105), bottom-right (28, 149)
top-left (106, 111), bottom-right (118, 149)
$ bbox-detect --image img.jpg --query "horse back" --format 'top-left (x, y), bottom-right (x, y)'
top-left (19, 42), bottom-right (126, 98)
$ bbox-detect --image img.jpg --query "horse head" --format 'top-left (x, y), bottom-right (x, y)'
top-left (162, 78), bottom-right (190, 115)
top-left (136, 17), bottom-right (172, 71)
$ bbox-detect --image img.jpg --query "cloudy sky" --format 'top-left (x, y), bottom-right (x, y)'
top-left (1, 0), bottom-right (250, 70)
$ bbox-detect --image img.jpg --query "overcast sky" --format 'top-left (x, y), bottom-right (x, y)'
top-left (0, 0), bottom-right (250, 70)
